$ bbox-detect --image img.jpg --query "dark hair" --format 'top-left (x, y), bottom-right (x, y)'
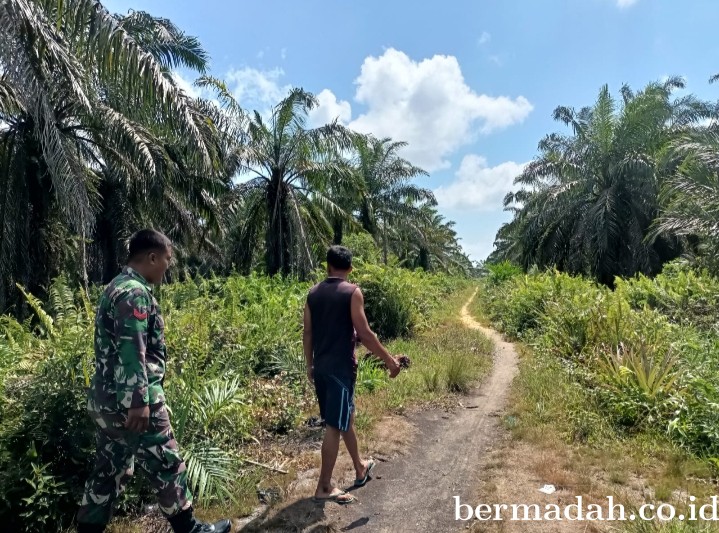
top-left (327, 245), bottom-right (352, 270)
top-left (128, 229), bottom-right (171, 261)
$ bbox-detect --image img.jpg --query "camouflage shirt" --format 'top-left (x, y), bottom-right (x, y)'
top-left (90, 266), bottom-right (167, 410)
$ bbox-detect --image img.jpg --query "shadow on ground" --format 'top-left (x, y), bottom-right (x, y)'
top-left (239, 498), bottom-right (332, 533)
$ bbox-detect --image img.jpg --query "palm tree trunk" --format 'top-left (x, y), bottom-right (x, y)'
top-left (419, 247), bottom-right (430, 271)
top-left (288, 189), bottom-right (314, 274)
top-left (95, 182), bottom-right (121, 283)
top-left (360, 202), bottom-right (375, 236)
top-left (281, 207), bottom-right (293, 277)
top-left (81, 227), bottom-right (89, 296)
top-left (27, 151), bottom-right (52, 290)
top-left (332, 216), bottom-right (343, 245)
top-left (265, 219), bottom-right (281, 276)
top-left (265, 177), bottom-right (284, 276)
top-left (382, 221), bottom-right (388, 265)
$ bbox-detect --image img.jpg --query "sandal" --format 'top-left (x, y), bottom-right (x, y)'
top-left (354, 458), bottom-right (376, 487)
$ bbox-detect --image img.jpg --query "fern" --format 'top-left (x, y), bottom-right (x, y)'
top-left (48, 276), bottom-right (76, 326)
top-left (16, 284), bottom-right (55, 338)
top-left (0, 315), bottom-right (30, 349)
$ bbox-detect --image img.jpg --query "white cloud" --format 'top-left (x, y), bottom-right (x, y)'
top-left (307, 89), bottom-right (352, 127)
top-left (348, 49), bottom-right (532, 171)
top-left (478, 31), bottom-right (491, 45)
top-left (616, 0), bottom-right (638, 7)
top-left (225, 67), bottom-right (291, 111)
top-left (281, 48), bottom-right (287, 60)
top-left (434, 154), bottom-right (527, 211)
top-left (223, 69), bottom-right (351, 127)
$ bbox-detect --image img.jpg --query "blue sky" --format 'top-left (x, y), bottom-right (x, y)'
top-left (106, 0), bottom-right (719, 260)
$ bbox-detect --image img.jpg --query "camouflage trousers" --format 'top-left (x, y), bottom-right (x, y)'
top-left (77, 400), bottom-right (193, 525)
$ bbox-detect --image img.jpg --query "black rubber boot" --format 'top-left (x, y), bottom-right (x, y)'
top-left (168, 507), bottom-right (231, 533)
top-left (77, 523), bottom-right (106, 533)
top-left (190, 519), bottom-right (232, 533)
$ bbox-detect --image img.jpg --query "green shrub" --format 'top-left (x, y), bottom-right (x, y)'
top-left (668, 375), bottom-right (719, 458)
top-left (481, 270), bottom-right (594, 339)
top-left (538, 283), bottom-right (606, 360)
top-left (18, 462), bottom-right (69, 532)
top-left (617, 261), bottom-right (719, 332)
top-left (0, 320), bottom-right (94, 531)
top-left (161, 273), bottom-right (309, 377)
top-left (356, 356), bottom-right (388, 393)
top-left (353, 264), bottom-right (415, 339)
top-left (352, 263), bottom-right (455, 340)
top-left (342, 232), bottom-right (382, 265)
top-left (485, 261), bottom-right (523, 285)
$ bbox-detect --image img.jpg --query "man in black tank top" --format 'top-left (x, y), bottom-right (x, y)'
top-left (304, 246), bottom-right (401, 504)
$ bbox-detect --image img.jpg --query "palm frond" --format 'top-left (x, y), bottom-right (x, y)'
top-left (182, 444), bottom-right (237, 504)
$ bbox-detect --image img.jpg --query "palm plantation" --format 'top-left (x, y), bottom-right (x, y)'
top-left (0, 0), bottom-right (468, 316)
top-left (4, 0), bottom-right (719, 529)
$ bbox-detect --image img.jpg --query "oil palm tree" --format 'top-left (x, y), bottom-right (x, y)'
top-left (232, 88), bottom-right (354, 277)
top-left (651, 115), bottom-right (719, 269)
top-left (494, 78), bottom-right (710, 284)
top-left (352, 135), bottom-right (435, 263)
top-left (651, 74), bottom-right (719, 265)
top-left (655, 126), bottom-right (719, 239)
top-left (395, 205), bottom-right (471, 274)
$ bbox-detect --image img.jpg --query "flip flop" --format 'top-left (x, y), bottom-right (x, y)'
top-left (354, 458), bottom-right (376, 487)
top-left (312, 490), bottom-right (357, 505)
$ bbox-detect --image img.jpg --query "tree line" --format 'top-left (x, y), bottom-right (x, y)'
top-left (490, 76), bottom-right (719, 285)
top-left (0, 0), bottom-right (471, 315)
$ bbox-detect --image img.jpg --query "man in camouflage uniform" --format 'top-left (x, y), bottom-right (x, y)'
top-left (77, 229), bottom-right (231, 533)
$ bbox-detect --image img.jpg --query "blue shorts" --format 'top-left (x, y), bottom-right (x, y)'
top-left (314, 371), bottom-right (355, 432)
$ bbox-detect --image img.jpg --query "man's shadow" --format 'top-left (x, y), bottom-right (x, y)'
top-left (238, 492), bottom-right (372, 532)
top-left (238, 498), bottom-right (329, 532)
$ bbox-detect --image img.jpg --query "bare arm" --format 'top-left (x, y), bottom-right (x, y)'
top-left (351, 289), bottom-right (400, 378)
top-left (303, 303), bottom-right (314, 382)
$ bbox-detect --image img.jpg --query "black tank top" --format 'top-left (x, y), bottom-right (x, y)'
top-left (307, 278), bottom-right (358, 377)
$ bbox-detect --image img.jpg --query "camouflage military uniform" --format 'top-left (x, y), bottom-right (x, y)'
top-left (77, 267), bottom-right (192, 525)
